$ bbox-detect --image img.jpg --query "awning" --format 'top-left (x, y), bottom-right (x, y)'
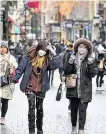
top-left (8, 16), bottom-right (25, 33)
top-left (26, 0), bottom-right (39, 8)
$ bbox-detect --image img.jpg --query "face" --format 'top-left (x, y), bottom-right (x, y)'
top-left (78, 44), bottom-right (88, 55)
top-left (0, 46), bottom-right (8, 55)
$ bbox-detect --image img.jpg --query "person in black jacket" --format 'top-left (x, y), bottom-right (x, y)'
top-left (96, 52), bottom-right (106, 91)
top-left (64, 38), bottom-right (98, 134)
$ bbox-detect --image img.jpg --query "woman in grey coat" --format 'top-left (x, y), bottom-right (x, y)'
top-left (64, 38), bottom-right (98, 134)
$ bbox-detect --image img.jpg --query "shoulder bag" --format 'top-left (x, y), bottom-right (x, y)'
top-left (66, 74), bottom-right (77, 88)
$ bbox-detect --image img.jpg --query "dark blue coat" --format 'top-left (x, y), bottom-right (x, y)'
top-left (12, 55), bottom-right (60, 93)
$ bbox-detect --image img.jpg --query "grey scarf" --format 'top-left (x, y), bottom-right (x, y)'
top-left (76, 48), bottom-right (88, 98)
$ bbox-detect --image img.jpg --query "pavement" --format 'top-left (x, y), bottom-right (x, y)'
top-left (0, 70), bottom-right (106, 134)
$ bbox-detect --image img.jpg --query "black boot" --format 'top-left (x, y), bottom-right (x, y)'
top-left (37, 130), bottom-right (43, 134)
top-left (29, 130), bottom-right (35, 134)
top-left (29, 132), bottom-right (35, 134)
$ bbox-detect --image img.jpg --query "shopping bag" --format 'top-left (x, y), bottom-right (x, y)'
top-left (56, 83), bottom-right (62, 101)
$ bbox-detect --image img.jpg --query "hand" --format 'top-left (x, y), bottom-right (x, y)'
top-left (62, 77), bottom-right (66, 82)
top-left (46, 45), bottom-right (56, 56)
top-left (88, 57), bottom-right (94, 64)
top-left (68, 55), bottom-right (76, 64)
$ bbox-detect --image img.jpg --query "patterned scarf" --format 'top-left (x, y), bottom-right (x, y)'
top-left (31, 55), bottom-right (45, 69)
top-left (0, 54), bottom-right (10, 76)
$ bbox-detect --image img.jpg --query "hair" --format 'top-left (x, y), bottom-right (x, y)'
top-left (36, 41), bottom-right (47, 52)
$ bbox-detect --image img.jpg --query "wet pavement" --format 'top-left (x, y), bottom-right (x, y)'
top-left (0, 71), bottom-right (106, 134)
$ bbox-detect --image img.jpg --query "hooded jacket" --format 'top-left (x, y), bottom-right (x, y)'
top-left (12, 53), bottom-right (61, 93)
top-left (0, 41), bottom-right (18, 100)
top-left (64, 38), bottom-right (98, 102)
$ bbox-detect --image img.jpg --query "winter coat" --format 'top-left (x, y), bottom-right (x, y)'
top-left (96, 53), bottom-right (106, 72)
top-left (64, 58), bottom-right (98, 102)
top-left (0, 54), bottom-right (18, 100)
top-left (12, 55), bottom-right (61, 93)
top-left (64, 38), bottom-right (98, 103)
top-left (58, 49), bottom-right (73, 70)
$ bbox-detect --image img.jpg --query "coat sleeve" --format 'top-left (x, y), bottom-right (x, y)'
top-left (12, 56), bottom-right (28, 83)
top-left (86, 61), bottom-right (98, 78)
top-left (64, 62), bottom-right (74, 76)
top-left (48, 55), bottom-right (61, 70)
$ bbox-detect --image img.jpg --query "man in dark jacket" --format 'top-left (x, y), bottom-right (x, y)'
top-left (63, 42), bottom-right (73, 110)
top-left (15, 43), bottom-right (23, 64)
top-left (64, 38), bottom-right (98, 134)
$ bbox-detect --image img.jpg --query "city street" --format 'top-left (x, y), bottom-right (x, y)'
top-left (1, 70), bottom-right (106, 134)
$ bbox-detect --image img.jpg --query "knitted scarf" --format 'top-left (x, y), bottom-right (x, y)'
top-left (31, 55), bottom-right (45, 69)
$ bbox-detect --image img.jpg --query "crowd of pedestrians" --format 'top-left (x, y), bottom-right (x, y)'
top-left (0, 37), bottom-right (106, 134)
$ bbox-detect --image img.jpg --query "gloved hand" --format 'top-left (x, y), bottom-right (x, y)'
top-left (88, 56), bottom-right (95, 64)
top-left (62, 76), bottom-right (66, 82)
top-left (46, 45), bottom-right (56, 56)
top-left (68, 55), bottom-right (76, 64)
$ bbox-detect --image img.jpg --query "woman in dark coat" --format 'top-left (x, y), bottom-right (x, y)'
top-left (12, 41), bottom-right (60, 134)
top-left (64, 38), bottom-right (98, 134)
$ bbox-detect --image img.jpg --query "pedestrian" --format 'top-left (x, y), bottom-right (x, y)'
top-left (64, 38), bottom-right (98, 134)
top-left (12, 41), bottom-right (60, 134)
top-left (15, 43), bottom-right (23, 64)
top-left (96, 52), bottom-right (106, 91)
top-left (0, 40), bottom-right (17, 125)
top-left (48, 45), bottom-right (56, 85)
top-left (63, 41), bottom-right (73, 110)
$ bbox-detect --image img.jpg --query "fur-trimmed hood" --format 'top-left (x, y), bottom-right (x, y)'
top-left (74, 38), bottom-right (92, 55)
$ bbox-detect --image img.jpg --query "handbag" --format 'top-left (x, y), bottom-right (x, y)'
top-left (98, 59), bottom-right (104, 71)
top-left (0, 60), bottom-right (10, 87)
top-left (66, 74), bottom-right (77, 88)
top-left (0, 75), bottom-right (10, 87)
top-left (56, 83), bottom-right (62, 101)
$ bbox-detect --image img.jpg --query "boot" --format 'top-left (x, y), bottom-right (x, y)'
top-left (78, 130), bottom-right (84, 134)
top-left (0, 117), bottom-right (5, 125)
top-left (37, 130), bottom-right (43, 134)
top-left (71, 126), bottom-right (77, 134)
top-left (29, 129), bottom-right (35, 134)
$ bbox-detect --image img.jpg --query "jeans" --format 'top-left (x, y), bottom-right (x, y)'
top-left (1, 98), bottom-right (9, 118)
top-left (27, 93), bottom-right (44, 133)
top-left (59, 68), bottom-right (64, 82)
top-left (96, 71), bottom-right (104, 87)
top-left (70, 98), bottom-right (88, 130)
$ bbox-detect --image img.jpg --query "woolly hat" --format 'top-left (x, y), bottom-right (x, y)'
top-left (0, 40), bottom-right (8, 48)
top-left (74, 38), bottom-right (92, 55)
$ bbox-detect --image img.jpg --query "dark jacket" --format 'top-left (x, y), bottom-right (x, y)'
top-left (63, 49), bottom-right (73, 69)
top-left (12, 55), bottom-right (60, 93)
top-left (64, 59), bottom-right (98, 102)
top-left (96, 53), bottom-right (106, 72)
